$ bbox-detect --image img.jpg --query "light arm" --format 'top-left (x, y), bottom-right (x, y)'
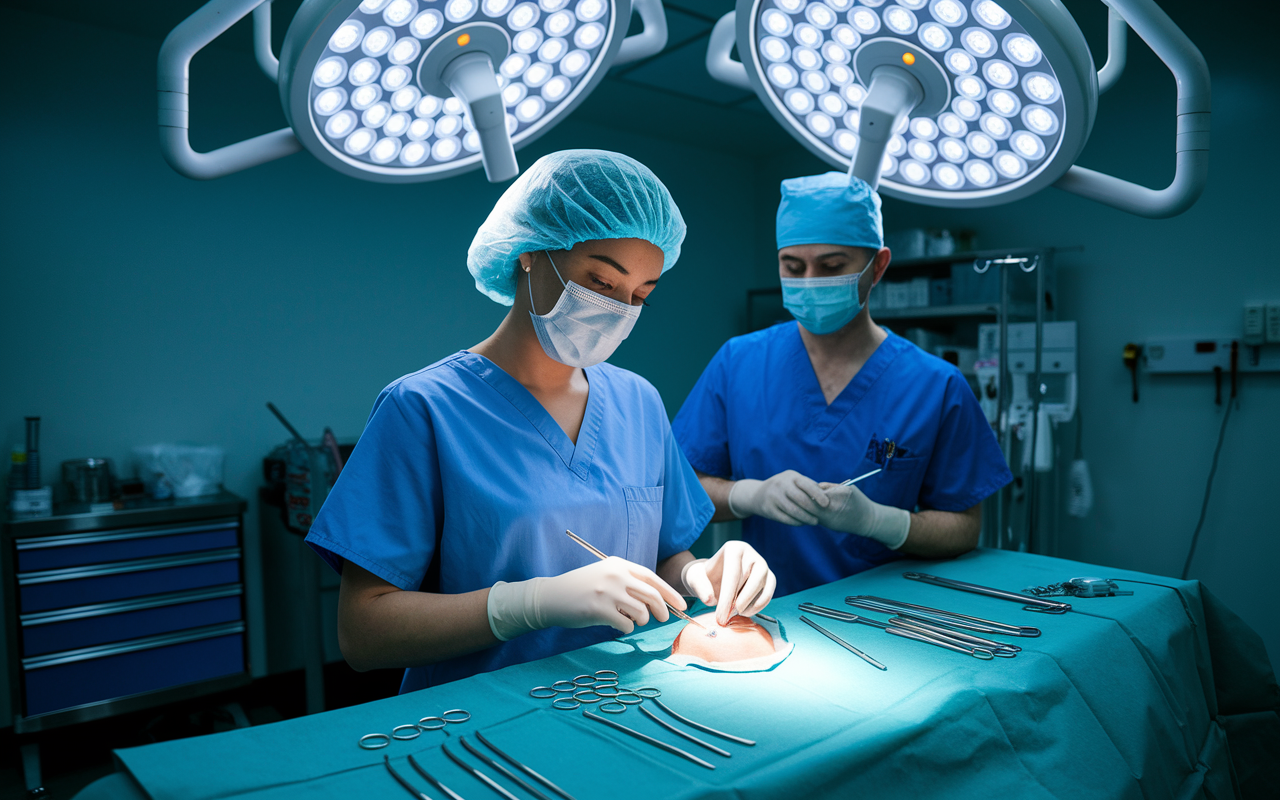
top-left (1096, 4), bottom-right (1127, 94)
top-left (252, 0), bottom-right (279, 83)
top-left (158, 0), bottom-right (301, 180)
top-left (613, 0), bottom-right (669, 67)
top-left (1053, 0), bottom-right (1209, 218)
top-left (705, 12), bottom-right (752, 90)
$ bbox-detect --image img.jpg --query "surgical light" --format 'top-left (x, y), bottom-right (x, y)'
top-left (705, 0), bottom-right (1211, 217)
top-left (159, 0), bottom-right (672, 183)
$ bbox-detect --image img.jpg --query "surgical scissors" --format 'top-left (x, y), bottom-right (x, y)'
top-left (799, 603), bottom-right (1007, 660)
top-left (565, 530), bottom-right (713, 635)
top-left (846, 596), bottom-right (1043, 637)
top-left (798, 614), bottom-right (887, 670)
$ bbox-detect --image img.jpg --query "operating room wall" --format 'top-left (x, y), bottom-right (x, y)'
top-left (750, 0), bottom-right (1280, 668)
top-left (0, 10), bottom-right (760, 724)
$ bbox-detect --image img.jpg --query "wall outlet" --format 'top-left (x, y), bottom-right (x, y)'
top-left (1267, 304), bottom-right (1280, 343)
top-left (1244, 304), bottom-right (1266, 346)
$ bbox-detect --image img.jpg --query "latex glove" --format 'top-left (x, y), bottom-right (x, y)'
top-left (486, 557), bottom-right (686, 641)
top-left (813, 482), bottom-right (911, 550)
top-left (680, 541), bottom-right (777, 625)
top-left (727, 470), bottom-right (829, 526)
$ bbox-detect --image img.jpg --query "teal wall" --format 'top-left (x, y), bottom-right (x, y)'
top-left (0, 9), bottom-right (761, 724)
top-left (750, 0), bottom-right (1280, 668)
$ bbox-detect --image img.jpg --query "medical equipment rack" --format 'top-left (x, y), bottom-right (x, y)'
top-left (746, 246), bottom-right (1068, 555)
top-left (2, 491), bottom-right (249, 791)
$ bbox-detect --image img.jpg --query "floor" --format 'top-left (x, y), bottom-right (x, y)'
top-left (0, 663), bottom-right (403, 800)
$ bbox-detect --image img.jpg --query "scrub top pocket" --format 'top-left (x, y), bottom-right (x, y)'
top-left (622, 486), bottom-right (664, 565)
top-left (868, 455), bottom-right (926, 510)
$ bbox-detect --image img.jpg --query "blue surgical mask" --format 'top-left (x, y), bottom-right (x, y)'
top-left (781, 271), bottom-right (864, 335)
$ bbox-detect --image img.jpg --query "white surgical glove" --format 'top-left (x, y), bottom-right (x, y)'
top-left (813, 482), bottom-right (911, 550)
top-left (727, 470), bottom-right (830, 526)
top-left (680, 541), bottom-right (777, 625)
top-left (486, 557), bottom-right (685, 641)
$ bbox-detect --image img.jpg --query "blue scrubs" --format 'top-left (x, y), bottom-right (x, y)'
top-left (672, 323), bottom-right (1011, 597)
top-left (306, 352), bottom-right (712, 690)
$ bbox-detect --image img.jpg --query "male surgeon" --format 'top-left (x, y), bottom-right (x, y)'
top-left (672, 172), bottom-right (1013, 596)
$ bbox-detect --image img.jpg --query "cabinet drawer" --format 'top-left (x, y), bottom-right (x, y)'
top-left (16, 520), bottom-right (239, 572)
top-left (21, 588), bottom-right (243, 657)
top-left (22, 625), bottom-right (245, 718)
top-left (18, 551), bottom-right (241, 612)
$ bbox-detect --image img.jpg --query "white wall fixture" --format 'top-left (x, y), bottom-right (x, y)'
top-left (159, 0), bottom-right (670, 183)
top-left (706, 0), bottom-right (1209, 217)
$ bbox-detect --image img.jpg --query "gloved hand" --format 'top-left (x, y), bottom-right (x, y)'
top-left (813, 482), bottom-right (911, 550)
top-left (727, 470), bottom-right (829, 526)
top-left (486, 557), bottom-right (685, 641)
top-left (680, 541), bottom-right (777, 625)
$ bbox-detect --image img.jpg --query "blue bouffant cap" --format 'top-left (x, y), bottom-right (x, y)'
top-left (467, 149), bottom-right (686, 305)
top-left (775, 172), bottom-right (883, 251)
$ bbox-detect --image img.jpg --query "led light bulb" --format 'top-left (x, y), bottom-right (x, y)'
top-left (993, 150), bottom-right (1026, 177)
top-left (826, 63), bottom-right (854, 86)
top-left (574, 22), bottom-right (604, 48)
top-left (979, 111), bottom-right (1010, 138)
top-left (964, 158), bottom-right (997, 186)
top-left (918, 22), bottom-right (951, 51)
top-left (446, 0), bottom-right (477, 22)
top-left (388, 37), bottom-right (421, 65)
top-left (785, 87), bottom-right (815, 114)
top-left (971, 0), bottom-right (1009, 30)
top-left (884, 6), bottom-right (918, 35)
top-left (802, 70), bottom-right (830, 94)
top-left (961, 26), bottom-right (996, 56)
top-left (910, 116), bottom-right (939, 140)
top-left (763, 37), bottom-right (791, 62)
top-left (362, 102), bottom-right (392, 128)
top-left (820, 92), bottom-right (847, 115)
top-left (433, 136), bottom-right (462, 160)
top-left (381, 65), bottom-right (412, 91)
top-left (794, 47), bottom-right (821, 71)
top-left (508, 2), bottom-right (539, 29)
top-left (965, 130), bottom-right (996, 156)
top-left (351, 84), bottom-right (383, 109)
top-left (908, 138), bottom-right (937, 163)
top-left (400, 140), bottom-right (430, 165)
top-left (1022, 104), bottom-right (1058, 135)
top-left (443, 97), bottom-right (465, 115)
top-left (842, 83), bottom-right (867, 105)
top-left (502, 82), bottom-right (528, 105)
top-left (1022, 72), bottom-right (1060, 103)
top-left (539, 37), bottom-right (567, 62)
top-left (463, 130), bottom-right (482, 152)
top-left (794, 24), bottom-right (821, 47)
top-left (407, 117), bottom-right (433, 140)
top-left (1010, 130), bottom-right (1045, 160)
top-left (416, 95), bottom-right (443, 117)
top-left (410, 10), bottom-right (443, 38)
top-left (945, 48), bottom-right (975, 75)
top-left (384, 111), bottom-right (412, 136)
top-left (834, 130), bottom-right (858, 154)
top-left (514, 28), bottom-right (543, 52)
top-left (938, 111), bottom-right (967, 136)
top-left (1003, 33), bottom-right (1040, 66)
top-left (344, 127), bottom-right (376, 154)
top-left (540, 0), bottom-right (570, 12)
top-left (349, 58), bottom-right (381, 86)
top-left (881, 154), bottom-right (899, 176)
top-left (314, 88), bottom-right (348, 116)
top-left (983, 59), bottom-right (1016, 89)
top-left (952, 96), bottom-right (980, 120)
top-left (560, 49), bottom-right (590, 76)
top-left (435, 114), bottom-right (463, 137)
top-left (887, 134), bottom-right (907, 155)
top-left (806, 2), bottom-right (837, 29)
top-left (384, 0), bottom-right (417, 25)
top-left (542, 75), bottom-right (572, 100)
top-left (330, 22), bottom-right (364, 53)
top-left (484, 0), bottom-right (516, 15)
top-left (501, 53), bottom-right (531, 77)
top-left (850, 8), bottom-right (880, 34)
top-left (523, 62), bottom-right (552, 86)
top-left (391, 86), bottom-right (421, 111)
top-left (515, 95), bottom-right (546, 122)
top-left (930, 0), bottom-right (965, 26)
top-left (900, 159), bottom-right (929, 184)
top-left (313, 57), bottom-right (348, 88)
top-left (576, 0), bottom-right (606, 21)
top-left (938, 136), bottom-right (967, 162)
top-left (363, 27), bottom-right (395, 57)
top-left (933, 162), bottom-right (964, 187)
top-left (807, 111), bottom-right (835, 136)
top-left (987, 88), bottom-right (1020, 117)
top-left (325, 110), bottom-right (358, 138)
top-left (955, 74), bottom-right (986, 99)
top-left (777, 0), bottom-right (804, 11)
top-left (369, 136), bottom-right (401, 163)
top-left (360, 0), bottom-right (391, 13)
top-left (545, 10), bottom-right (574, 36)
top-left (822, 42), bottom-right (850, 64)
top-left (768, 63), bottom-right (799, 88)
top-left (762, 9), bottom-right (793, 36)
top-left (843, 108), bottom-right (861, 129)
top-left (832, 24), bottom-right (860, 48)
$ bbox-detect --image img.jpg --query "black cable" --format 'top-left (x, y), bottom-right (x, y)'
top-left (1181, 399), bottom-right (1234, 580)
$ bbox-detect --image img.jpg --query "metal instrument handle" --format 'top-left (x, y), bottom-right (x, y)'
top-left (902, 572), bottom-right (1071, 613)
top-left (886, 626), bottom-right (995, 660)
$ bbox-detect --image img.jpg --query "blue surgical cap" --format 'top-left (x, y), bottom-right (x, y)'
top-left (775, 172), bottom-right (883, 251)
top-left (467, 149), bottom-right (686, 305)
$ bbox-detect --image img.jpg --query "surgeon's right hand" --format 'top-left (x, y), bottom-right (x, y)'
top-left (486, 557), bottom-right (686, 641)
top-left (727, 470), bottom-right (830, 526)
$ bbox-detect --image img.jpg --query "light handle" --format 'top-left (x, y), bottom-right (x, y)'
top-left (614, 0), bottom-right (669, 67)
top-left (849, 66), bottom-right (924, 189)
top-left (1053, 0), bottom-right (1210, 218)
top-left (158, 0), bottom-right (301, 180)
top-left (442, 52), bottom-right (518, 182)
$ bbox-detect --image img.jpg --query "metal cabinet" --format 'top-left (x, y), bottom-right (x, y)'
top-left (2, 492), bottom-right (249, 734)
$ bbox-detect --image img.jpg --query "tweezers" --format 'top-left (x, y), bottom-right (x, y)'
top-left (846, 596), bottom-right (1042, 638)
top-left (386, 756), bottom-right (435, 800)
top-left (474, 732), bottom-right (578, 800)
top-left (442, 743), bottom-right (520, 800)
top-left (460, 737), bottom-right (554, 800)
top-left (902, 572), bottom-right (1072, 614)
top-left (581, 710), bottom-right (715, 770)
top-left (407, 755), bottom-right (466, 800)
top-left (799, 603), bottom-right (1004, 661)
top-left (650, 698), bottom-right (756, 746)
top-left (565, 530), bottom-right (713, 635)
top-left (637, 706), bottom-right (731, 757)
top-left (799, 615), bottom-right (887, 670)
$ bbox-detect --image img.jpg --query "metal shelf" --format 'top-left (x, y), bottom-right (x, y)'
top-left (874, 303), bottom-right (998, 320)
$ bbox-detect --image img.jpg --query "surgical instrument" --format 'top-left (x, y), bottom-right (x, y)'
top-left (903, 572), bottom-right (1072, 613)
top-left (581, 710), bottom-right (715, 770)
top-left (1024, 577), bottom-right (1134, 598)
top-left (442, 743), bottom-right (520, 800)
top-left (459, 737), bottom-right (555, 800)
top-left (846, 596), bottom-right (1043, 637)
top-left (442, 709), bottom-right (472, 723)
top-left (798, 615), bottom-right (887, 670)
top-left (887, 617), bottom-right (1019, 656)
top-left (385, 756), bottom-right (434, 800)
top-left (474, 732), bottom-right (579, 800)
top-left (650, 698), bottom-right (756, 746)
top-left (419, 717), bottom-right (448, 730)
top-left (393, 724), bottom-right (423, 740)
top-left (600, 702), bottom-right (627, 713)
top-left (565, 530), bottom-right (714, 635)
top-left (408, 755), bottom-right (467, 800)
top-left (637, 706), bottom-right (732, 757)
top-left (360, 733), bottom-right (391, 750)
top-left (800, 603), bottom-right (1005, 660)
top-left (839, 468), bottom-right (882, 486)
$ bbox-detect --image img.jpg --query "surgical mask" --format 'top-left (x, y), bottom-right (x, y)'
top-left (528, 251), bottom-right (641, 367)
top-left (781, 271), bottom-right (865, 335)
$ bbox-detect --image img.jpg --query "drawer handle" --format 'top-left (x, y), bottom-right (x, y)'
top-left (20, 584), bottom-right (243, 626)
top-left (16, 519), bottom-right (239, 550)
top-left (18, 548), bottom-right (240, 585)
top-left (22, 621), bottom-right (245, 670)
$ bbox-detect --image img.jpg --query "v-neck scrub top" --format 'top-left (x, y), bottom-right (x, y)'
top-left (305, 352), bottom-right (713, 691)
top-left (672, 324), bottom-right (1012, 597)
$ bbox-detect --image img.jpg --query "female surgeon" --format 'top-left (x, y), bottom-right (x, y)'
top-left (672, 172), bottom-right (1012, 597)
top-left (305, 150), bottom-right (776, 692)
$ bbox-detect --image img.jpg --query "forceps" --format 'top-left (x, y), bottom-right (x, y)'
top-left (799, 603), bottom-right (1003, 661)
top-left (903, 572), bottom-right (1072, 613)
top-left (846, 596), bottom-right (1043, 638)
top-left (565, 530), bottom-right (713, 635)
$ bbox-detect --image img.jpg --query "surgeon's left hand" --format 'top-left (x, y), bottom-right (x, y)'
top-left (814, 482), bottom-right (911, 550)
top-left (680, 542), bottom-right (776, 625)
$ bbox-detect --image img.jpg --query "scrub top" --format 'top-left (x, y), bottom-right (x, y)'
top-left (306, 352), bottom-right (713, 691)
top-left (672, 323), bottom-right (1012, 597)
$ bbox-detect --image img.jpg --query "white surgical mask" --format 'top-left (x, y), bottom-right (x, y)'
top-left (528, 251), bottom-right (641, 367)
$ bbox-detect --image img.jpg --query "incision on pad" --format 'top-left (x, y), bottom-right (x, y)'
top-left (672, 613), bottom-right (774, 663)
